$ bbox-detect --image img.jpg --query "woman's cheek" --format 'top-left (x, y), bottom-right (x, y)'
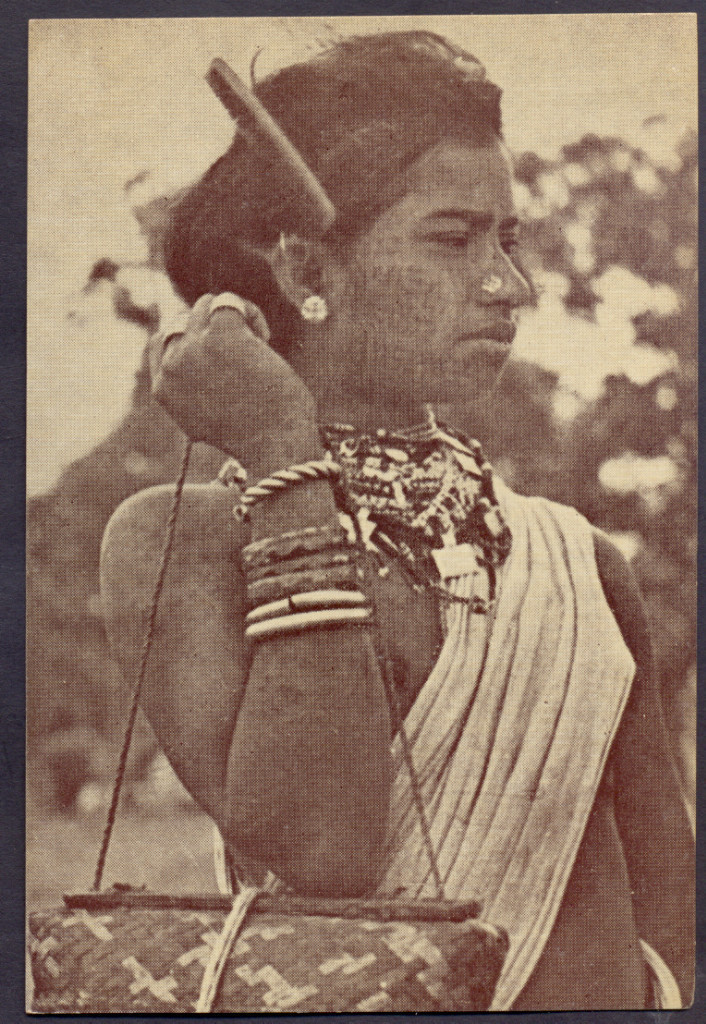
top-left (360, 262), bottom-right (457, 346)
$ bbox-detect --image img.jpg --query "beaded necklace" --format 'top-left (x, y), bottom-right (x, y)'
top-left (321, 410), bottom-right (512, 610)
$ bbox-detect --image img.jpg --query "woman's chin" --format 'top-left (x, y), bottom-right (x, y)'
top-left (414, 359), bottom-right (508, 406)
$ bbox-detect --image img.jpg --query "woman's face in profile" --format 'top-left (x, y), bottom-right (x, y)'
top-left (312, 139), bottom-right (532, 421)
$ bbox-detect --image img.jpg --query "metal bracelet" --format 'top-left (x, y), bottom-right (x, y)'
top-left (246, 564), bottom-right (360, 609)
top-left (208, 292), bottom-right (249, 320)
top-left (246, 548), bottom-right (354, 584)
top-left (234, 461), bottom-right (342, 522)
top-left (242, 524), bottom-right (348, 568)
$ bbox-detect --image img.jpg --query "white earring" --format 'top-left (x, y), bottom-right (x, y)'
top-left (481, 274), bottom-right (503, 295)
top-left (300, 295), bottom-right (329, 323)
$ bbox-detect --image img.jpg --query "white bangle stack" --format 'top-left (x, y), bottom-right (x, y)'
top-left (244, 588), bottom-right (371, 641)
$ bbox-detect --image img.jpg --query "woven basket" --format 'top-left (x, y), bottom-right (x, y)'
top-left (28, 895), bottom-right (507, 1013)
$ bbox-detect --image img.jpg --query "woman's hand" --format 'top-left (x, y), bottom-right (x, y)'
top-left (149, 294), bottom-right (320, 473)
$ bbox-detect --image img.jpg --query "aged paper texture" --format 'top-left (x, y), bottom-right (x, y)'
top-left (27, 14), bottom-right (696, 1013)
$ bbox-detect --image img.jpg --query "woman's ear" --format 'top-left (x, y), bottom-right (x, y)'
top-left (268, 233), bottom-right (325, 311)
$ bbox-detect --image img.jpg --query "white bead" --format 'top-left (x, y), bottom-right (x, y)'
top-left (431, 543), bottom-right (479, 579)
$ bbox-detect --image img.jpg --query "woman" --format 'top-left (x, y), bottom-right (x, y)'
top-left (100, 32), bottom-right (693, 1010)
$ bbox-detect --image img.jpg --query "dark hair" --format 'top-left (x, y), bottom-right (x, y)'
top-left (164, 31), bottom-right (503, 356)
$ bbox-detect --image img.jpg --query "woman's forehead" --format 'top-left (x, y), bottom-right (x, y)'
top-left (399, 140), bottom-right (515, 213)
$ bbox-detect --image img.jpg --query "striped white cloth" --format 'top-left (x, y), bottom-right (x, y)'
top-left (377, 485), bottom-right (636, 1010)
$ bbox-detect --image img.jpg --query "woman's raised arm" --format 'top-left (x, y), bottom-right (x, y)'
top-left (101, 301), bottom-right (393, 897)
top-left (100, 481), bottom-right (249, 823)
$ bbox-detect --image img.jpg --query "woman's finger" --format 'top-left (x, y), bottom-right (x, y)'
top-left (147, 332), bottom-right (164, 383)
top-left (161, 311), bottom-right (190, 343)
top-left (242, 300), bottom-right (271, 344)
top-left (148, 310), bottom-right (189, 381)
top-left (189, 292), bottom-right (216, 333)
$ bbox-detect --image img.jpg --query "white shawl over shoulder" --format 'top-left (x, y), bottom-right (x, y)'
top-left (377, 486), bottom-right (635, 1010)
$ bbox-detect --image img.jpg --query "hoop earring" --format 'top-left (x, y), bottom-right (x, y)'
top-left (300, 295), bottom-right (329, 323)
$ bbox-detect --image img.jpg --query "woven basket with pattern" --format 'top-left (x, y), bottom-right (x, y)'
top-left (28, 895), bottom-right (507, 1013)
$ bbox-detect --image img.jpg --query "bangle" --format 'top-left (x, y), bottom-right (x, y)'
top-left (241, 524), bottom-right (361, 609)
top-left (234, 460), bottom-right (341, 521)
top-left (242, 525), bottom-right (349, 570)
top-left (245, 606), bottom-right (372, 642)
top-left (247, 564), bottom-right (360, 609)
top-left (247, 549), bottom-right (354, 584)
top-left (208, 292), bottom-right (249, 320)
top-left (246, 589), bottom-right (369, 625)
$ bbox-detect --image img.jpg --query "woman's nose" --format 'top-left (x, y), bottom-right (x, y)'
top-left (478, 249), bottom-right (533, 308)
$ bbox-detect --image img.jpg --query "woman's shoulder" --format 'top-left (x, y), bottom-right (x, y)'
top-left (101, 482), bottom-right (248, 596)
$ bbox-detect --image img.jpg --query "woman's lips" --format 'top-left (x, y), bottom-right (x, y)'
top-left (450, 327), bottom-right (518, 364)
top-left (454, 322), bottom-right (517, 347)
top-left (451, 331), bottom-right (515, 363)
top-left (411, 325), bottom-right (517, 373)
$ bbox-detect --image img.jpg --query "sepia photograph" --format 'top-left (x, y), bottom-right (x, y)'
top-left (27, 13), bottom-right (696, 1013)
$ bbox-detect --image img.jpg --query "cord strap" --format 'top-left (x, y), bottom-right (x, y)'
top-left (196, 886), bottom-right (263, 1012)
top-left (92, 439), bottom-right (193, 891)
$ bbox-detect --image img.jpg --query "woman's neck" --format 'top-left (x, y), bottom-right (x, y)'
top-left (291, 331), bottom-right (484, 436)
top-left (315, 394), bottom-right (423, 432)
top-left (315, 391), bottom-right (488, 441)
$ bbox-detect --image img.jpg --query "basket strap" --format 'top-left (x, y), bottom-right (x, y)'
top-left (196, 885), bottom-right (262, 1012)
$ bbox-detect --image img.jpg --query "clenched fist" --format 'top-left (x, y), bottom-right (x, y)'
top-left (149, 294), bottom-right (321, 474)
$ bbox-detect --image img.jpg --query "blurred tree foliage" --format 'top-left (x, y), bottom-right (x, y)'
top-left (27, 129), bottom-right (697, 814)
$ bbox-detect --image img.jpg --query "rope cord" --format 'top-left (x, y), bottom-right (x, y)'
top-left (377, 649), bottom-right (445, 900)
top-left (196, 885), bottom-right (262, 1012)
top-left (352, 519), bottom-right (445, 901)
top-left (92, 439), bottom-right (193, 891)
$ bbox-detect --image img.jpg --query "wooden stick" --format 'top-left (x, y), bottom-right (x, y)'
top-left (206, 57), bottom-right (336, 237)
top-left (65, 890), bottom-right (482, 922)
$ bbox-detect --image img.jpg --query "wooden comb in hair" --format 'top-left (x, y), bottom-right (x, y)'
top-left (207, 57), bottom-right (336, 238)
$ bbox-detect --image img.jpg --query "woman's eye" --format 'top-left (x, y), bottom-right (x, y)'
top-left (425, 231), bottom-right (471, 248)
